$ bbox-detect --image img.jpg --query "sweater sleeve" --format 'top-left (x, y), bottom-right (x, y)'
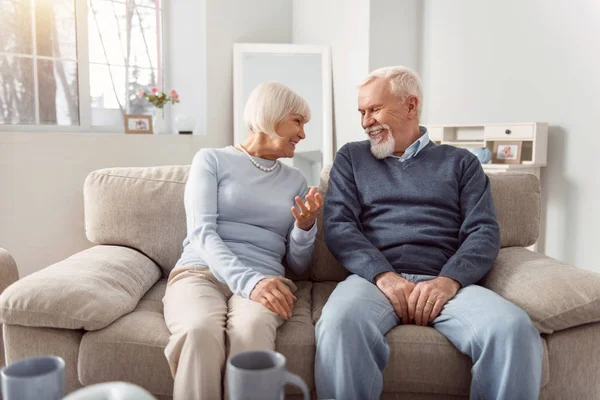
top-left (185, 149), bottom-right (266, 298)
top-left (439, 156), bottom-right (501, 287)
top-left (323, 146), bottom-right (395, 282)
top-left (285, 180), bottom-right (317, 275)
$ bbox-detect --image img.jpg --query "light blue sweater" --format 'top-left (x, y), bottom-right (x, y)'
top-left (176, 147), bottom-right (317, 298)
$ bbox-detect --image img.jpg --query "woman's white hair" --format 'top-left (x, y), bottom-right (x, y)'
top-left (243, 82), bottom-right (311, 138)
top-left (358, 66), bottom-right (423, 120)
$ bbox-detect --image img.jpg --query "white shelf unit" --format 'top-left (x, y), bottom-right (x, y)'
top-left (426, 122), bottom-right (548, 179)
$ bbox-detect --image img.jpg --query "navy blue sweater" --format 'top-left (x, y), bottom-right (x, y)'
top-left (323, 140), bottom-right (500, 287)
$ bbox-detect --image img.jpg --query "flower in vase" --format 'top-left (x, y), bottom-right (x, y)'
top-left (140, 88), bottom-right (181, 109)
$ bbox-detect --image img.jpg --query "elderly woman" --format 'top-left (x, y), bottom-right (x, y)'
top-left (163, 82), bottom-right (322, 400)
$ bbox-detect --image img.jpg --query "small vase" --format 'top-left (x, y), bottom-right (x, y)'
top-left (470, 147), bottom-right (492, 164)
top-left (153, 110), bottom-right (165, 134)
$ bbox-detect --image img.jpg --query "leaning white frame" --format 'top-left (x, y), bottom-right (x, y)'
top-left (233, 43), bottom-right (334, 165)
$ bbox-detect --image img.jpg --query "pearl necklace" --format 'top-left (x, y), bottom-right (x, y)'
top-left (238, 144), bottom-right (279, 172)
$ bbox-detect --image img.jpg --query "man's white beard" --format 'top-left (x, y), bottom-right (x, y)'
top-left (370, 130), bottom-right (395, 159)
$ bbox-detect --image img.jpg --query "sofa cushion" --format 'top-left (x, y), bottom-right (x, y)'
top-left (78, 280), bottom-right (315, 396)
top-left (84, 166), bottom-right (189, 277)
top-left (312, 281), bottom-right (549, 395)
top-left (273, 281), bottom-right (315, 394)
top-left (78, 283), bottom-right (174, 396)
top-left (481, 247), bottom-right (600, 334)
top-left (0, 246), bottom-right (160, 331)
top-left (309, 166), bottom-right (349, 282)
top-left (311, 281), bottom-right (336, 324)
top-left (488, 173), bottom-right (540, 248)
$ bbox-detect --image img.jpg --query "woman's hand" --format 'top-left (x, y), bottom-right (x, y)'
top-left (291, 186), bottom-right (324, 231)
top-left (250, 278), bottom-right (297, 318)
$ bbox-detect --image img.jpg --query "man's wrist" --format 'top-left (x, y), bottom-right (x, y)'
top-left (374, 271), bottom-right (397, 285)
top-left (438, 276), bottom-right (461, 292)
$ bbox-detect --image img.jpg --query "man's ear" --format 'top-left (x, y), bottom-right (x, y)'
top-left (407, 96), bottom-right (419, 119)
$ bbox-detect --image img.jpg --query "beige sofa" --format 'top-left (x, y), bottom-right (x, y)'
top-left (1, 165), bottom-right (600, 400)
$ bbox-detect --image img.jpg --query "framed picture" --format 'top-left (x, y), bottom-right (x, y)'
top-left (492, 141), bottom-right (522, 164)
top-left (124, 114), bottom-right (153, 134)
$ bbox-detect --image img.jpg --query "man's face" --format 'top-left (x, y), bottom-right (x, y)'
top-left (358, 77), bottom-right (418, 158)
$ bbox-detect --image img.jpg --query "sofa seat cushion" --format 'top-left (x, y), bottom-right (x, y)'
top-left (78, 279), bottom-right (173, 396)
top-left (276, 281), bottom-right (315, 394)
top-left (79, 280), bottom-right (315, 396)
top-left (0, 246), bottom-right (161, 331)
top-left (312, 281), bottom-right (549, 396)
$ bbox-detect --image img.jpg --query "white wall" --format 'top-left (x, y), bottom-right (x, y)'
top-left (206, 0), bottom-right (293, 147)
top-left (369, 0), bottom-right (423, 73)
top-left (421, 0), bottom-right (600, 272)
top-left (167, 0), bottom-right (293, 140)
top-left (166, 0), bottom-right (207, 135)
top-left (0, 133), bottom-right (220, 277)
top-left (293, 0), bottom-right (371, 149)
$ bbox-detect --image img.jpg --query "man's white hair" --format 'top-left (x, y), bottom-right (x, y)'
top-left (243, 82), bottom-right (311, 138)
top-left (358, 66), bottom-right (423, 120)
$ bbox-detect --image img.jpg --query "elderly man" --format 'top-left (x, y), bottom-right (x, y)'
top-left (315, 66), bottom-right (543, 400)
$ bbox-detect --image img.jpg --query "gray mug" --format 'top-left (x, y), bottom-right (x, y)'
top-left (1, 355), bottom-right (65, 400)
top-left (227, 350), bottom-right (309, 400)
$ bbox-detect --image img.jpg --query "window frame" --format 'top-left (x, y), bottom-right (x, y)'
top-left (0, 0), bottom-right (167, 133)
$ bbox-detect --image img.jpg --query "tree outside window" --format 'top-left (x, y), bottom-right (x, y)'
top-left (0, 0), bottom-right (163, 130)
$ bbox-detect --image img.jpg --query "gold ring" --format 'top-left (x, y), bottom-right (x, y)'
top-left (426, 300), bottom-right (435, 306)
top-left (300, 212), bottom-right (309, 218)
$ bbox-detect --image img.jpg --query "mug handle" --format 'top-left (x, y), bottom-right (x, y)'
top-left (283, 371), bottom-right (310, 400)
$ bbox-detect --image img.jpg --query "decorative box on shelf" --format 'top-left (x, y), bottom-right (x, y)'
top-left (424, 122), bottom-right (548, 179)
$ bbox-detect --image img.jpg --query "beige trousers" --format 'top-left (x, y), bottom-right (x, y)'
top-left (163, 265), bottom-right (293, 400)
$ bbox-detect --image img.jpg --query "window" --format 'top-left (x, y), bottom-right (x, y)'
top-left (0, 0), bottom-right (163, 131)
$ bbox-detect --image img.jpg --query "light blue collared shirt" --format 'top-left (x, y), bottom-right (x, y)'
top-left (392, 126), bottom-right (430, 162)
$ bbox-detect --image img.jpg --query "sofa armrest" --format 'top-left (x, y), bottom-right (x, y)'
top-left (480, 247), bottom-right (600, 334)
top-left (0, 248), bottom-right (19, 293)
top-left (0, 246), bottom-right (161, 331)
top-left (0, 248), bottom-right (19, 367)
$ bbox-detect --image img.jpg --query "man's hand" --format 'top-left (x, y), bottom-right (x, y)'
top-left (374, 272), bottom-right (416, 324)
top-left (408, 277), bottom-right (461, 326)
top-left (250, 278), bottom-right (297, 318)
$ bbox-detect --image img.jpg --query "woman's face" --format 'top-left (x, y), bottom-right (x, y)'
top-left (273, 114), bottom-right (306, 158)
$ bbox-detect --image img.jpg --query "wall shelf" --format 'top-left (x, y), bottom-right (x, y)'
top-left (441, 141), bottom-right (485, 147)
top-left (425, 122), bottom-right (548, 171)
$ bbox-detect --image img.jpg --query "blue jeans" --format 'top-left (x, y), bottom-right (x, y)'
top-left (315, 274), bottom-right (543, 400)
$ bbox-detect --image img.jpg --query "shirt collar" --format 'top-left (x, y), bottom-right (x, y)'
top-left (393, 126), bottom-right (430, 162)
